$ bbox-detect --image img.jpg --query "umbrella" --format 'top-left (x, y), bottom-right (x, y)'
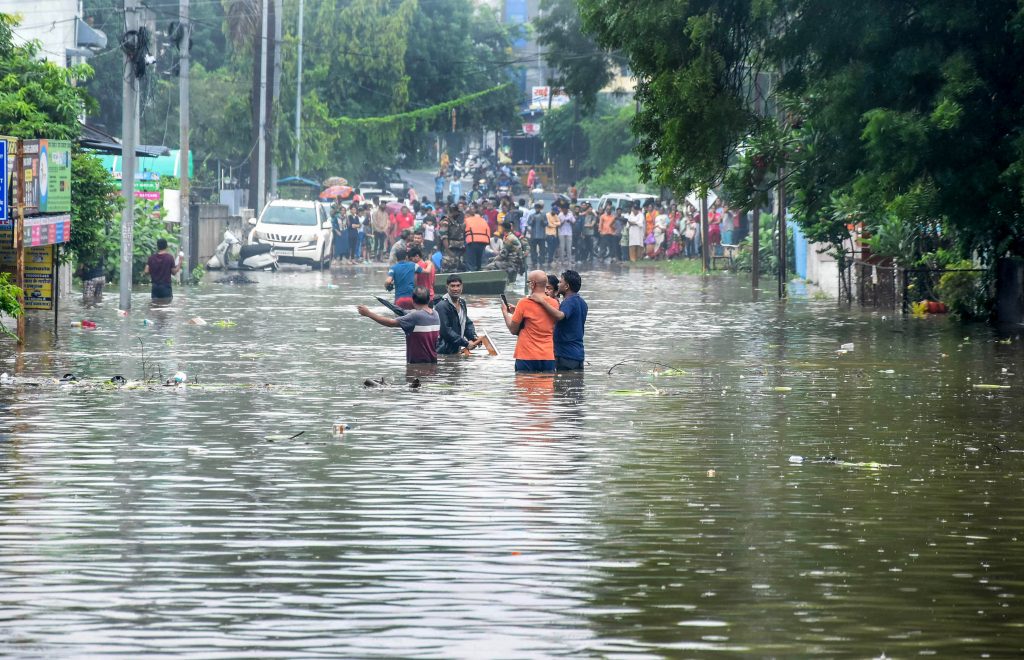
top-left (386, 201), bottom-right (405, 214)
top-left (319, 185), bottom-right (353, 200)
top-left (322, 176), bottom-right (349, 187)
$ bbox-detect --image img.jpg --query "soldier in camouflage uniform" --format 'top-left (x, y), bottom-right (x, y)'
top-left (441, 205), bottom-right (466, 272)
top-left (483, 225), bottom-right (525, 280)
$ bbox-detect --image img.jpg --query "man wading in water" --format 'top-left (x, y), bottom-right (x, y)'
top-left (500, 270), bottom-right (559, 373)
top-left (143, 238), bottom-right (180, 303)
top-left (434, 274), bottom-right (482, 355)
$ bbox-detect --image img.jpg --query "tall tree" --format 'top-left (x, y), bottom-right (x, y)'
top-left (534, 0), bottom-right (620, 114)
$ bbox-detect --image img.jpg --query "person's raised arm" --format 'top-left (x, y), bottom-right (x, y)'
top-left (530, 292), bottom-right (564, 320)
top-left (357, 304), bottom-right (400, 328)
top-left (501, 301), bottom-right (521, 335)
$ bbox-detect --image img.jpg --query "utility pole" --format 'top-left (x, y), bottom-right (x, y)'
top-left (256, 0), bottom-right (269, 215)
top-left (178, 0), bottom-right (191, 282)
top-left (700, 192), bottom-right (710, 272)
top-left (293, 0), bottom-right (303, 176)
top-left (751, 209), bottom-right (760, 292)
top-left (777, 170), bottom-right (787, 298)
top-left (120, 0), bottom-right (141, 312)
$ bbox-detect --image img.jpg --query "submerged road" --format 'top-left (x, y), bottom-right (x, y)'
top-left (0, 264), bottom-right (1021, 657)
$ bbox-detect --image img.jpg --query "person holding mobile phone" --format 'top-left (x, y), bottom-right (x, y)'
top-left (500, 270), bottom-right (559, 372)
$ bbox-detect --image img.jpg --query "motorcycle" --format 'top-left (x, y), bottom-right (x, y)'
top-left (207, 229), bottom-right (279, 271)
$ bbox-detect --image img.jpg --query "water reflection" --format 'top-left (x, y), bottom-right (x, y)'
top-left (0, 267), bottom-right (1020, 657)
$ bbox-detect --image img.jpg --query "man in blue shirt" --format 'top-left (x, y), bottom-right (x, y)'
top-left (531, 269), bottom-right (588, 370)
top-left (385, 248), bottom-right (424, 309)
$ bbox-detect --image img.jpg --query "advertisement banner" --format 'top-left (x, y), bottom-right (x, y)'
top-left (530, 86), bottom-right (570, 110)
top-left (25, 244), bottom-right (56, 312)
top-left (23, 213), bottom-right (71, 247)
top-left (21, 139), bottom-right (72, 213)
top-left (41, 139), bottom-right (71, 212)
top-left (0, 140), bottom-right (7, 224)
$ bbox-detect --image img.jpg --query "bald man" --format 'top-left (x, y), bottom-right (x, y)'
top-left (500, 270), bottom-right (560, 372)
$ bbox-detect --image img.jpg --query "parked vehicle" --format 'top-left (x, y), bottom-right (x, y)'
top-left (207, 229), bottom-right (279, 271)
top-left (597, 192), bottom-right (658, 211)
top-left (363, 168), bottom-right (410, 200)
top-left (246, 199), bottom-right (333, 270)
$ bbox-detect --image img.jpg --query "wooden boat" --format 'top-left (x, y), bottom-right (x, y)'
top-left (432, 269), bottom-right (511, 295)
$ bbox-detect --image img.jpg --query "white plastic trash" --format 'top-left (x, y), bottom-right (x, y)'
top-left (840, 342), bottom-right (854, 351)
top-left (789, 455), bottom-right (804, 464)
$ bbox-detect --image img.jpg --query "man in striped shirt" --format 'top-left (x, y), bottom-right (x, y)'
top-left (357, 287), bottom-right (440, 364)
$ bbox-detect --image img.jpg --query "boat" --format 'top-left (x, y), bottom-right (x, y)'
top-left (432, 269), bottom-right (511, 295)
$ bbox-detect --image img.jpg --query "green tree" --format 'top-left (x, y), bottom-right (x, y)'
top-left (579, 0), bottom-right (769, 192)
top-left (67, 151), bottom-right (120, 269)
top-left (535, 0), bottom-right (620, 114)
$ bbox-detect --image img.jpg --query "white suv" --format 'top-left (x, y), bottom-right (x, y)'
top-left (597, 192), bottom-right (658, 212)
top-left (248, 199), bottom-right (333, 269)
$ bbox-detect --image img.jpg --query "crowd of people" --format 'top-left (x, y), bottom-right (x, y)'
top-left (329, 187), bottom-right (743, 281)
top-left (358, 269), bottom-right (588, 374)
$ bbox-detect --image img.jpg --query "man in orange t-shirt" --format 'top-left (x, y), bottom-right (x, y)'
top-left (500, 269), bottom-right (560, 372)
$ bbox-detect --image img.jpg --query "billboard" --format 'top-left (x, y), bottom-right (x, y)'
top-left (23, 139), bottom-right (72, 213)
top-left (530, 86), bottom-right (570, 110)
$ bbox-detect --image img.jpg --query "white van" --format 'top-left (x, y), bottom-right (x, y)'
top-left (597, 192), bottom-right (658, 212)
top-left (247, 199), bottom-right (333, 269)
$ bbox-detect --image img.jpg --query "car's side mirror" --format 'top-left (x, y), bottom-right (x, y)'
top-left (247, 217), bottom-right (258, 226)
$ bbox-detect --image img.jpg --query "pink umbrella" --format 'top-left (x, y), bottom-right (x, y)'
top-left (386, 201), bottom-right (405, 214)
top-left (319, 185), bottom-right (353, 200)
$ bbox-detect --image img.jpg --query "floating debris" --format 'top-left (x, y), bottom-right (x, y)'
top-left (973, 383), bottom-right (1010, 390)
top-left (264, 431), bottom-right (305, 443)
top-left (188, 317), bottom-right (207, 326)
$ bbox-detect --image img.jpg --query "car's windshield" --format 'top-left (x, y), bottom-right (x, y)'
top-left (261, 205), bottom-right (317, 226)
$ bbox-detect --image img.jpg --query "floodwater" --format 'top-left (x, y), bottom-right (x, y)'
top-left (0, 265), bottom-right (1021, 658)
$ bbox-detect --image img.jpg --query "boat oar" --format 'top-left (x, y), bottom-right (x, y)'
top-left (375, 296), bottom-right (407, 316)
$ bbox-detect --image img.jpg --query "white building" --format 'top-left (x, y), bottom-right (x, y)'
top-left (1, 1), bottom-right (107, 66)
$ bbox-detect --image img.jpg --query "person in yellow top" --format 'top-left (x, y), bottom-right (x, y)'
top-left (545, 204), bottom-right (560, 267)
top-left (463, 207), bottom-right (491, 271)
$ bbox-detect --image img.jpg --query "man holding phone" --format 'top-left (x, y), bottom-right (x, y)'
top-left (500, 270), bottom-right (559, 372)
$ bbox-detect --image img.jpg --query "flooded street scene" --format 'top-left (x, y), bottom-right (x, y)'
top-left (1, 267), bottom-right (1021, 657)
top-left (5, 0), bottom-right (1024, 657)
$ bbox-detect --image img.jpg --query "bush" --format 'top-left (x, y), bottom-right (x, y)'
top-left (0, 271), bottom-right (23, 339)
top-left (101, 199), bottom-right (178, 284)
top-left (936, 260), bottom-right (983, 319)
top-left (732, 213), bottom-right (795, 276)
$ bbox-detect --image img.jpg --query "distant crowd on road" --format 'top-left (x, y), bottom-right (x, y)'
top-left (328, 191), bottom-right (745, 277)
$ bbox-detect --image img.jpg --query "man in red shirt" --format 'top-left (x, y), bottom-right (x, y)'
top-left (407, 245), bottom-right (435, 297)
top-left (395, 205), bottom-right (415, 233)
top-left (143, 238), bottom-right (180, 302)
top-left (483, 199), bottom-right (499, 233)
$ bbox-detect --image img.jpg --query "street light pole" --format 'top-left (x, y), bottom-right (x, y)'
top-left (120, 0), bottom-right (140, 312)
top-left (256, 0), bottom-right (269, 215)
top-left (179, 0), bottom-right (191, 282)
top-left (293, 0), bottom-right (303, 177)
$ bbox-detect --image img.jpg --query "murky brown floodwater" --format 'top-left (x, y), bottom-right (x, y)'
top-left (0, 264), bottom-right (1021, 658)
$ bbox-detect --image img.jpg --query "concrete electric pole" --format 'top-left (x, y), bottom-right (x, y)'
top-left (179, 0), bottom-right (191, 282)
top-left (119, 0), bottom-right (141, 312)
top-left (256, 0), bottom-right (269, 215)
top-left (293, 0), bottom-right (303, 177)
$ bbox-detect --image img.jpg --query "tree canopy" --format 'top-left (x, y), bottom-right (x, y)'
top-left (577, 0), bottom-right (1024, 262)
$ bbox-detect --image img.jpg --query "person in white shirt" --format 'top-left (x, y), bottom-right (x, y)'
top-left (627, 203), bottom-right (645, 262)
